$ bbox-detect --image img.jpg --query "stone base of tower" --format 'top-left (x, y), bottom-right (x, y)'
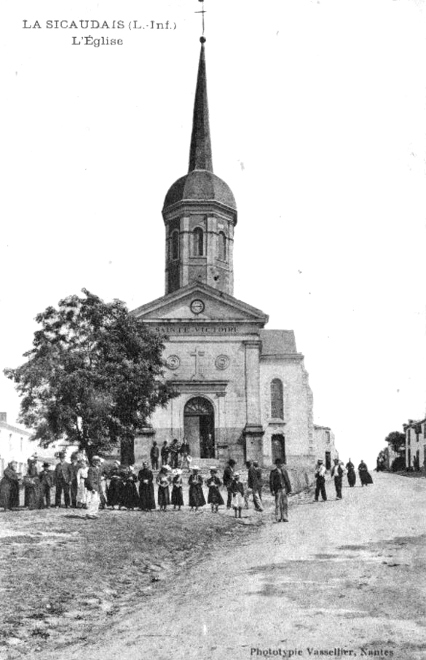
top-left (243, 424), bottom-right (265, 465)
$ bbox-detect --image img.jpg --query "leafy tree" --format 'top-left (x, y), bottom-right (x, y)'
top-left (384, 431), bottom-right (406, 455)
top-left (5, 289), bottom-right (177, 462)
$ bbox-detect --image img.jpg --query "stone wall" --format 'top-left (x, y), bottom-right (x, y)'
top-left (260, 358), bottom-right (314, 467)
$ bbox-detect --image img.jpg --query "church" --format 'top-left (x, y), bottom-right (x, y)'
top-left (132, 38), bottom-right (316, 476)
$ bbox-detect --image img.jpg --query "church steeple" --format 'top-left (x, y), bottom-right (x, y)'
top-left (188, 39), bottom-right (213, 173)
top-left (162, 36), bottom-right (237, 297)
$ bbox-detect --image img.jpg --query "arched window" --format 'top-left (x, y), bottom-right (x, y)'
top-left (218, 231), bottom-right (226, 261)
top-left (171, 230), bottom-right (179, 260)
top-left (271, 379), bottom-right (284, 419)
top-left (193, 227), bottom-right (204, 256)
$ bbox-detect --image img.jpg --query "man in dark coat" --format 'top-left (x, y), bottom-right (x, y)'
top-left (39, 463), bottom-right (54, 508)
top-left (161, 441), bottom-right (170, 467)
top-left (223, 459), bottom-right (236, 509)
top-left (54, 453), bottom-right (72, 508)
top-left (253, 461), bottom-right (263, 502)
top-left (169, 439), bottom-right (180, 469)
top-left (269, 458), bottom-right (292, 522)
top-left (314, 459), bottom-right (327, 502)
top-left (70, 454), bottom-right (79, 508)
top-left (150, 442), bottom-right (159, 471)
top-left (331, 458), bottom-right (344, 499)
top-left (180, 438), bottom-right (190, 468)
top-left (138, 462), bottom-right (156, 510)
top-left (244, 461), bottom-right (263, 511)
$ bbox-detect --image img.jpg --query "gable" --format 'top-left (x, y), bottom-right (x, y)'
top-left (132, 282), bottom-right (268, 324)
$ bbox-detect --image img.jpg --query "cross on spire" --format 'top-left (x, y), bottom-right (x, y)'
top-left (195, 0), bottom-right (206, 37)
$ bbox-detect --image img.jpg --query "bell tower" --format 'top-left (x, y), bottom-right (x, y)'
top-left (162, 37), bottom-right (237, 296)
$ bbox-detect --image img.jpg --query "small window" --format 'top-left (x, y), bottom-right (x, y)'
top-left (171, 230), bottom-right (179, 260)
top-left (193, 227), bottom-right (204, 256)
top-left (218, 232), bottom-right (226, 261)
top-left (271, 378), bottom-right (284, 419)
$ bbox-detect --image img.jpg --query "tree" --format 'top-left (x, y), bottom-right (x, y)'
top-left (5, 289), bottom-right (177, 462)
top-left (384, 431), bottom-right (406, 455)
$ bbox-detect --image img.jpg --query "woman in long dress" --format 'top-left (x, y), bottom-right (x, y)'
top-left (138, 462), bottom-right (156, 511)
top-left (24, 457), bottom-right (42, 509)
top-left (206, 468), bottom-right (224, 513)
top-left (188, 466), bottom-right (206, 511)
top-left (0, 461), bottom-right (21, 511)
top-left (171, 469), bottom-right (184, 510)
top-left (107, 461), bottom-right (122, 509)
top-left (358, 460), bottom-right (373, 486)
top-left (121, 466), bottom-right (140, 510)
top-left (346, 459), bottom-right (356, 487)
top-left (157, 466), bottom-right (171, 511)
top-left (76, 459), bottom-right (89, 508)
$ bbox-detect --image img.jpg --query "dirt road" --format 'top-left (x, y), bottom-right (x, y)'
top-left (44, 473), bottom-right (426, 660)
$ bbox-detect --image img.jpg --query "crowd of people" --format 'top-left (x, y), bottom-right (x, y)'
top-left (314, 457), bottom-right (374, 502)
top-left (0, 445), bottom-right (374, 522)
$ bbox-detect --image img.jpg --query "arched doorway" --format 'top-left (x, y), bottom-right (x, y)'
top-left (271, 434), bottom-right (286, 464)
top-left (184, 397), bottom-right (215, 459)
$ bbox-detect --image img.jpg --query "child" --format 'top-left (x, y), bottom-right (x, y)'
top-left (206, 467), bottom-right (224, 513)
top-left (230, 472), bottom-right (244, 518)
top-left (171, 469), bottom-right (184, 510)
top-left (39, 463), bottom-right (54, 509)
top-left (157, 466), bottom-right (171, 511)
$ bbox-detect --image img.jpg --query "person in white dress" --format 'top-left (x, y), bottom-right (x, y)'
top-left (76, 459), bottom-right (89, 508)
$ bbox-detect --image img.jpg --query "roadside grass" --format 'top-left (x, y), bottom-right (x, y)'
top-left (0, 505), bottom-right (261, 658)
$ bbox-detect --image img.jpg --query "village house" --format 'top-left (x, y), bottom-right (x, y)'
top-left (404, 418), bottom-right (426, 471)
top-left (313, 424), bottom-right (338, 470)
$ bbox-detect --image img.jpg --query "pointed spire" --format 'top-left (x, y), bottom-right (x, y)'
top-left (188, 38), bottom-right (213, 173)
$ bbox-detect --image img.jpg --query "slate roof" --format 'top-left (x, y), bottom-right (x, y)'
top-left (163, 170), bottom-right (236, 212)
top-left (260, 330), bottom-right (298, 356)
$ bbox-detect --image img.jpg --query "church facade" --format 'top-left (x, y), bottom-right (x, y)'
top-left (132, 39), bottom-right (316, 473)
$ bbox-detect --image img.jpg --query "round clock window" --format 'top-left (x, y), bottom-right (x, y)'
top-left (190, 299), bottom-right (205, 315)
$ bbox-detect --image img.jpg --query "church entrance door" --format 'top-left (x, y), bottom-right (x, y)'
top-left (271, 434), bottom-right (286, 464)
top-left (184, 397), bottom-right (215, 459)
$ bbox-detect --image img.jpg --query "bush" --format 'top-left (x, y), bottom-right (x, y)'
top-left (391, 456), bottom-right (406, 472)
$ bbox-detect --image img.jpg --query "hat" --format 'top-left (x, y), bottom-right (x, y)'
top-left (92, 455), bottom-right (101, 463)
top-left (42, 462), bottom-right (50, 468)
top-left (234, 472), bottom-right (240, 478)
top-left (318, 459), bottom-right (324, 463)
top-left (209, 467), bottom-right (218, 472)
top-left (192, 465), bottom-right (200, 471)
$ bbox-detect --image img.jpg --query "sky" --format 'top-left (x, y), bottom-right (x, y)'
top-left (1, 0), bottom-right (425, 467)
